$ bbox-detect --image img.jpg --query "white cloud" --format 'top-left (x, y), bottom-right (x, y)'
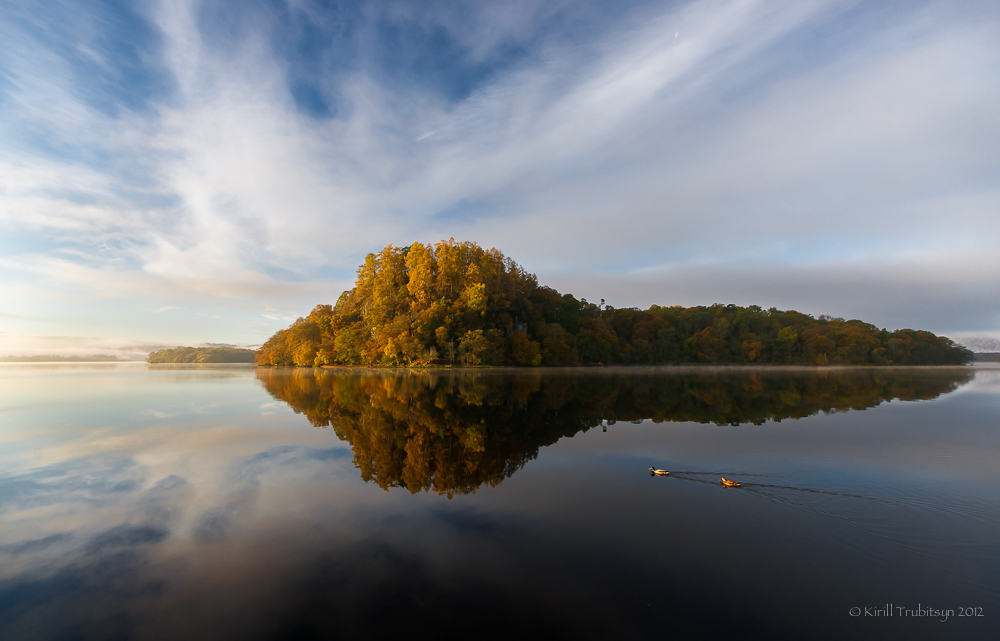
top-left (0, 0), bottom-right (998, 351)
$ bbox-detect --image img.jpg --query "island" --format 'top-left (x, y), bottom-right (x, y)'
top-left (256, 239), bottom-right (973, 367)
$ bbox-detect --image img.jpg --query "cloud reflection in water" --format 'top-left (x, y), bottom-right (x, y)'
top-left (0, 365), bottom-right (995, 640)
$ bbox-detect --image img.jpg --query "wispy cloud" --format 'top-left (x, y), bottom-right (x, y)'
top-left (1, 0), bottom-right (998, 348)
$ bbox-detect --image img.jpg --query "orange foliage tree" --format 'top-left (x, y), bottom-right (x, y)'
top-left (256, 241), bottom-right (974, 367)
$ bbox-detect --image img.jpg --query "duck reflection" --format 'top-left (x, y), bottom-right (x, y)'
top-left (256, 367), bottom-right (973, 497)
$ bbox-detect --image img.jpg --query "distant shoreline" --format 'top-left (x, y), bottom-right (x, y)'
top-left (146, 346), bottom-right (256, 364)
top-left (145, 362), bottom-right (256, 367)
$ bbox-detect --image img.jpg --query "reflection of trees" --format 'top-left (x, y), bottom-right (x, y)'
top-left (256, 367), bottom-right (973, 497)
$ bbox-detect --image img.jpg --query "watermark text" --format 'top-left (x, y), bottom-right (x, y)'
top-left (848, 604), bottom-right (984, 622)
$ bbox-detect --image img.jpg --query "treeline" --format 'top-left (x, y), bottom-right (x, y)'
top-left (256, 239), bottom-right (973, 368)
top-left (147, 346), bottom-right (256, 363)
top-left (0, 354), bottom-right (125, 362)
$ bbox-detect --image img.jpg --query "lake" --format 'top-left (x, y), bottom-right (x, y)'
top-left (0, 364), bottom-right (997, 640)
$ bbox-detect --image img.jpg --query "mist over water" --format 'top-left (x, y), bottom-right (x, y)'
top-left (0, 364), bottom-right (996, 640)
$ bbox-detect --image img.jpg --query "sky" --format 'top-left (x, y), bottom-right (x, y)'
top-left (1, 0), bottom-right (998, 357)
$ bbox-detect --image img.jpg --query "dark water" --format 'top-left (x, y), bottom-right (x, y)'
top-left (0, 364), bottom-right (997, 640)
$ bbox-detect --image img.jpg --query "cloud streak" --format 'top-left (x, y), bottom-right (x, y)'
top-left (1, 0), bottom-right (998, 348)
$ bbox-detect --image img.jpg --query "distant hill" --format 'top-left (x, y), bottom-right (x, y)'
top-left (146, 347), bottom-right (256, 364)
top-left (975, 353), bottom-right (1000, 362)
top-left (257, 239), bottom-right (974, 368)
top-left (961, 337), bottom-right (1000, 353)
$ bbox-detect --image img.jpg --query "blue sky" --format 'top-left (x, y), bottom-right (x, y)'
top-left (1, 0), bottom-right (998, 356)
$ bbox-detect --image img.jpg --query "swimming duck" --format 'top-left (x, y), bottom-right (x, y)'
top-left (720, 477), bottom-right (741, 487)
top-left (649, 467), bottom-right (670, 476)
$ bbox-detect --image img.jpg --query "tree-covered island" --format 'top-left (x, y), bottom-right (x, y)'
top-left (256, 239), bottom-right (973, 367)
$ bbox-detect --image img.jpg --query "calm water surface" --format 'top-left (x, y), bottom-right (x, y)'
top-left (0, 364), bottom-right (997, 640)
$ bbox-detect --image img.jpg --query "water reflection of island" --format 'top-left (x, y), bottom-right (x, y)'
top-left (256, 367), bottom-right (973, 497)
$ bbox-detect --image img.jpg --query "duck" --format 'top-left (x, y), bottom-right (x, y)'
top-left (720, 477), bottom-right (741, 487)
top-left (649, 467), bottom-right (670, 476)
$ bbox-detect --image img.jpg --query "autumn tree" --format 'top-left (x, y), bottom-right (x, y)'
top-left (256, 241), bottom-right (974, 368)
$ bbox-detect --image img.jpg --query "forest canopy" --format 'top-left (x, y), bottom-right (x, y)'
top-left (256, 239), bottom-right (973, 368)
top-left (147, 347), bottom-right (257, 364)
